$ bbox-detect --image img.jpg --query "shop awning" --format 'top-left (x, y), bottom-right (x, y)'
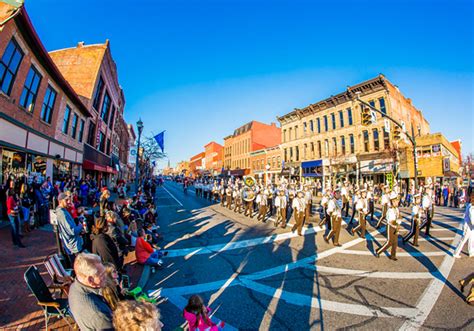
top-left (83, 160), bottom-right (108, 172)
top-left (302, 160), bottom-right (322, 168)
top-left (444, 171), bottom-right (460, 178)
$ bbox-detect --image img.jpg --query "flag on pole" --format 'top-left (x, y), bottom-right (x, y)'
top-left (154, 131), bottom-right (165, 153)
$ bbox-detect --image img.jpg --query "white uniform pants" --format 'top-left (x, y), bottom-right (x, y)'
top-left (454, 224), bottom-right (474, 257)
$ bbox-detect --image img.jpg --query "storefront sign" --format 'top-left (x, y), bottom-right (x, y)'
top-left (360, 159), bottom-right (393, 174)
top-left (443, 158), bottom-right (450, 172)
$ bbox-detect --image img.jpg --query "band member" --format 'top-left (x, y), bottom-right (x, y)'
top-left (459, 272), bottom-right (474, 305)
top-left (341, 182), bottom-right (350, 217)
top-left (226, 184), bottom-right (233, 210)
top-left (256, 189), bottom-right (268, 222)
top-left (266, 184), bottom-right (274, 217)
top-left (233, 184), bottom-right (243, 213)
top-left (202, 181), bottom-right (208, 200)
top-left (348, 188), bottom-right (360, 226)
top-left (195, 180), bottom-right (200, 197)
top-left (352, 189), bottom-right (368, 238)
top-left (291, 190), bottom-right (306, 236)
top-left (304, 185), bottom-right (312, 222)
top-left (420, 185), bottom-right (433, 236)
top-left (403, 193), bottom-right (422, 246)
top-left (324, 188), bottom-right (343, 246)
top-left (376, 185), bottom-right (391, 228)
top-left (319, 190), bottom-right (330, 230)
top-left (366, 184), bottom-right (375, 223)
top-left (376, 192), bottom-right (401, 260)
top-left (212, 182), bottom-right (219, 203)
top-left (219, 182), bottom-right (225, 206)
top-left (244, 187), bottom-right (255, 218)
top-left (287, 184), bottom-right (296, 220)
top-left (274, 189), bottom-right (287, 228)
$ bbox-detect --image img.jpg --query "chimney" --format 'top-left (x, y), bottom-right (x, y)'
top-left (77, 41), bottom-right (84, 48)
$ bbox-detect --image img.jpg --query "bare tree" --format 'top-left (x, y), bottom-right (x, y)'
top-left (140, 136), bottom-right (167, 161)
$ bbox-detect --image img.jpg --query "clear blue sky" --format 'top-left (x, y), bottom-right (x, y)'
top-left (27, 0), bottom-right (473, 167)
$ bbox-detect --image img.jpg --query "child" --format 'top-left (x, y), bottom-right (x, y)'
top-left (183, 295), bottom-right (225, 331)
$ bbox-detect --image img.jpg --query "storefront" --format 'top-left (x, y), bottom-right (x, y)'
top-left (0, 147), bottom-right (48, 185)
top-left (302, 160), bottom-right (323, 178)
top-left (359, 158), bottom-right (394, 184)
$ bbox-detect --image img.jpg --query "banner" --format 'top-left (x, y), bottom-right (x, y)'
top-left (384, 118), bottom-right (391, 133)
top-left (154, 131), bottom-right (165, 153)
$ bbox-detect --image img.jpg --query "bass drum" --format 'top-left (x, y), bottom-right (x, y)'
top-left (242, 186), bottom-right (256, 202)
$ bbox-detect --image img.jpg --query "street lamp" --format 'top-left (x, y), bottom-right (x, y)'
top-left (135, 118), bottom-right (144, 192)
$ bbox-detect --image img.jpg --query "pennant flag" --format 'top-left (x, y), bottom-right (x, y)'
top-left (154, 131), bottom-right (165, 153)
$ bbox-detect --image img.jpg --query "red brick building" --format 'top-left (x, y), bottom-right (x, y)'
top-left (223, 121), bottom-right (281, 176)
top-left (189, 152), bottom-right (205, 177)
top-left (49, 40), bottom-right (127, 185)
top-left (0, 3), bottom-right (91, 184)
top-left (204, 141), bottom-right (223, 175)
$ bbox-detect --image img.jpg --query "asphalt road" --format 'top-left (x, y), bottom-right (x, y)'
top-left (147, 181), bottom-right (473, 331)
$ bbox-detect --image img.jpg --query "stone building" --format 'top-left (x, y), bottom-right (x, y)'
top-left (277, 75), bottom-right (430, 187)
top-left (49, 40), bottom-right (126, 186)
top-left (0, 3), bottom-right (91, 184)
top-left (223, 121), bottom-right (281, 177)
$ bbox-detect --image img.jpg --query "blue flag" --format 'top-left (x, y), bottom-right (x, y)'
top-left (154, 131), bottom-right (165, 153)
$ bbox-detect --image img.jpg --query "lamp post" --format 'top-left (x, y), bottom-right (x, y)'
top-left (135, 118), bottom-right (144, 192)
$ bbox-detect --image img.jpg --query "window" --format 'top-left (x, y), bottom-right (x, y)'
top-left (284, 148), bottom-right (288, 162)
top-left (373, 129), bottom-right (380, 151)
top-left (283, 129), bottom-right (287, 142)
top-left (324, 115), bottom-right (328, 132)
top-left (349, 134), bottom-right (355, 154)
top-left (303, 122), bottom-right (307, 133)
top-left (303, 143), bottom-right (307, 159)
top-left (363, 130), bottom-right (369, 152)
top-left (331, 113), bottom-right (336, 130)
top-left (324, 140), bottom-right (329, 157)
top-left (19, 66), bottom-right (42, 112)
top-left (289, 128), bottom-right (293, 141)
top-left (290, 147), bottom-right (293, 160)
top-left (369, 100), bottom-right (375, 108)
top-left (384, 130), bottom-right (390, 149)
top-left (0, 38), bottom-right (24, 95)
top-left (92, 76), bottom-right (104, 110)
top-left (317, 141), bottom-right (322, 158)
top-left (78, 119), bottom-right (85, 143)
top-left (40, 85), bottom-right (57, 123)
top-left (100, 91), bottom-right (111, 124)
top-left (317, 118), bottom-right (321, 133)
top-left (295, 146), bottom-right (299, 161)
top-left (341, 136), bottom-right (346, 154)
top-left (99, 132), bottom-right (106, 153)
top-left (309, 120), bottom-right (314, 132)
top-left (311, 142), bottom-right (314, 156)
top-left (339, 110), bottom-right (344, 128)
top-left (106, 138), bottom-right (111, 154)
top-left (87, 122), bottom-right (96, 146)
top-left (108, 106), bottom-right (115, 129)
top-left (62, 106), bottom-right (71, 134)
top-left (379, 97), bottom-right (386, 116)
top-left (347, 107), bottom-right (353, 125)
top-left (295, 126), bottom-right (298, 139)
top-left (71, 113), bottom-right (78, 139)
top-left (333, 137), bottom-right (337, 155)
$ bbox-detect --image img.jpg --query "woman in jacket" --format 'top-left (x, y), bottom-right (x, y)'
top-left (6, 189), bottom-right (25, 247)
top-left (91, 217), bottom-right (122, 270)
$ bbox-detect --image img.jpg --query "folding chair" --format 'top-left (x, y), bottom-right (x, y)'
top-left (43, 254), bottom-right (73, 297)
top-left (24, 266), bottom-right (75, 330)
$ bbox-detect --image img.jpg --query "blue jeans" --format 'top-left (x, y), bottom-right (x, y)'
top-left (145, 251), bottom-right (163, 266)
top-left (8, 215), bottom-right (21, 245)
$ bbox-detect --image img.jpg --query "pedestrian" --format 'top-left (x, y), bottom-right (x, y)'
top-left (56, 193), bottom-right (83, 265)
top-left (113, 300), bottom-right (163, 331)
top-left (91, 217), bottom-right (122, 270)
top-left (183, 295), bottom-right (225, 331)
top-left (453, 192), bottom-right (474, 258)
top-left (6, 189), bottom-right (25, 248)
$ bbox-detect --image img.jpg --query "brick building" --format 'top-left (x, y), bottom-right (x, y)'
top-left (189, 152), bottom-right (205, 177)
top-left (278, 75), bottom-right (430, 186)
top-left (223, 121), bottom-right (281, 177)
top-left (0, 3), bottom-right (91, 184)
top-left (204, 141), bottom-right (223, 175)
top-left (250, 145), bottom-right (282, 182)
top-left (49, 40), bottom-right (126, 186)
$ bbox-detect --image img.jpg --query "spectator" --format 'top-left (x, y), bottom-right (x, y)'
top-left (135, 228), bottom-right (166, 267)
top-left (6, 189), bottom-right (25, 248)
top-left (19, 183), bottom-right (32, 233)
top-left (453, 192), bottom-right (474, 258)
top-left (183, 295), bottom-right (225, 331)
top-left (68, 253), bottom-right (114, 330)
top-left (56, 193), bottom-right (83, 263)
top-left (113, 300), bottom-right (163, 331)
top-left (102, 262), bottom-right (125, 310)
top-left (100, 188), bottom-right (111, 218)
top-left (80, 180), bottom-right (90, 206)
top-left (91, 217), bottom-right (122, 270)
top-left (105, 211), bottom-right (129, 257)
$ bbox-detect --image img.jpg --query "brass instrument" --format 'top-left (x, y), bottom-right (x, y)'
top-left (243, 176), bottom-right (256, 188)
top-left (242, 175), bottom-right (257, 202)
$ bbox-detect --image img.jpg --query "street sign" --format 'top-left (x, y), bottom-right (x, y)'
top-left (400, 121), bottom-right (406, 133)
top-left (386, 173), bottom-right (393, 189)
top-left (384, 119), bottom-right (391, 133)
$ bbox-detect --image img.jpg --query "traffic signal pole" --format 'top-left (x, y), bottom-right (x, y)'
top-left (356, 97), bottom-right (419, 191)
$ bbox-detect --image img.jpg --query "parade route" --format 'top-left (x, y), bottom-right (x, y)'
top-left (147, 182), bottom-right (473, 330)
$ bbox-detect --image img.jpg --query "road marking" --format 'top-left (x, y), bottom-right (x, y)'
top-left (165, 225), bottom-right (326, 257)
top-left (370, 236), bottom-right (455, 242)
top-left (162, 186), bottom-right (183, 207)
top-left (241, 278), bottom-right (418, 318)
top-left (300, 265), bottom-right (435, 279)
top-left (399, 221), bottom-right (463, 330)
top-left (339, 250), bottom-right (446, 257)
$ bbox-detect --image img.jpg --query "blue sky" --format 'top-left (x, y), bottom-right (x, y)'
top-left (27, 0), bottom-right (473, 167)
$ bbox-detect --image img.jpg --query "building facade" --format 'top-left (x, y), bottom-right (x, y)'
top-left (278, 75), bottom-right (430, 186)
top-left (250, 145), bottom-right (282, 182)
top-left (0, 4), bottom-right (91, 184)
top-left (189, 152), bottom-right (205, 177)
top-left (204, 141), bottom-right (223, 175)
top-left (223, 121), bottom-right (281, 177)
top-left (49, 40), bottom-right (126, 186)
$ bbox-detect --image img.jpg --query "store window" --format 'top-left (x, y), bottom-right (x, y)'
top-left (26, 154), bottom-right (46, 183)
top-left (1, 148), bottom-right (26, 184)
top-left (53, 160), bottom-right (71, 182)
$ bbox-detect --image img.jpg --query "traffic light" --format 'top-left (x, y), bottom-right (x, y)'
top-left (361, 107), bottom-right (372, 126)
top-left (393, 126), bottom-right (402, 140)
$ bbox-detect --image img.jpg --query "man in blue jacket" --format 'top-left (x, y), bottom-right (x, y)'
top-left (56, 193), bottom-right (83, 264)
